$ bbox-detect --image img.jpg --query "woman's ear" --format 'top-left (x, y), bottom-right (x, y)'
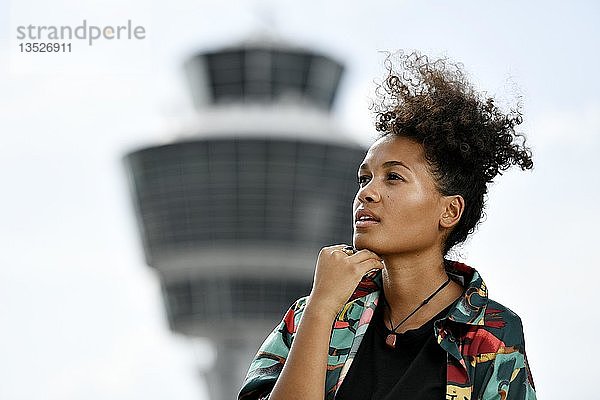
top-left (440, 195), bottom-right (464, 229)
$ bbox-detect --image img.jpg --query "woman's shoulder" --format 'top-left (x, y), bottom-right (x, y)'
top-left (463, 297), bottom-right (528, 348)
top-left (485, 297), bottom-right (524, 319)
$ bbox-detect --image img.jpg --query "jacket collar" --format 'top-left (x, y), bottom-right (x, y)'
top-left (442, 260), bottom-right (489, 326)
top-left (348, 259), bottom-right (489, 326)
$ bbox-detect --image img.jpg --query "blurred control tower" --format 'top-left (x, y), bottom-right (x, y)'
top-left (124, 37), bottom-right (366, 400)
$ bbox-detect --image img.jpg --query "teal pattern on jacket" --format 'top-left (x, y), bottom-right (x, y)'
top-left (239, 260), bottom-right (536, 400)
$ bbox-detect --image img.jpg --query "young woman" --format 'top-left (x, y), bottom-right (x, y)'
top-left (238, 52), bottom-right (537, 400)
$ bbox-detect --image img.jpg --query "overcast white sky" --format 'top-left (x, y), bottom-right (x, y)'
top-left (1, 0), bottom-right (599, 399)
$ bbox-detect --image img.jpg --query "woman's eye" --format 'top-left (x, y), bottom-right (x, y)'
top-left (357, 175), bottom-right (370, 186)
top-left (357, 173), bottom-right (403, 186)
top-left (388, 172), bottom-right (404, 181)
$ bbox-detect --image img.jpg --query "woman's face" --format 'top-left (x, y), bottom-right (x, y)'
top-left (352, 135), bottom-right (448, 256)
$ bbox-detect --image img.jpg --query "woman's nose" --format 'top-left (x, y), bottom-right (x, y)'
top-left (357, 181), bottom-right (380, 203)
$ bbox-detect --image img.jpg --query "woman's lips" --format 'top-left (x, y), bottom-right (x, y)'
top-left (355, 220), bottom-right (380, 228)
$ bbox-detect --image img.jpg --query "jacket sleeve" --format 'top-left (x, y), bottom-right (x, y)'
top-left (479, 315), bottom-right (536, 400)
top-left (237, 297), bottom-right (308, 400)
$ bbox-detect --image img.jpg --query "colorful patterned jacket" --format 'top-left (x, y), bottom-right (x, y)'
top-left (238, 260), bottom-right (536, 400)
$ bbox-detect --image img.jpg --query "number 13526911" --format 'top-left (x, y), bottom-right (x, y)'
top-left (19, 42), bottom-right (72, 53)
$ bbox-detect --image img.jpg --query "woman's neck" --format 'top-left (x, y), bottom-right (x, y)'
top-left (380, 248), bottom-right (463, 332)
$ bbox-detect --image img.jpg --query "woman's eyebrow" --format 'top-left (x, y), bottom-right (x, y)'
top-left (359, 160), bottom-right (412, 172)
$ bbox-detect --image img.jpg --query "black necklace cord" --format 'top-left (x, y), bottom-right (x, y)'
top-left (384, 277), bottom-right (451, 333)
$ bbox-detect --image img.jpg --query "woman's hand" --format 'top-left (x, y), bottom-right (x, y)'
top-left (267, 244), bottom-right (383, 400)
top-left (307, 244), bottom-right (384, 318)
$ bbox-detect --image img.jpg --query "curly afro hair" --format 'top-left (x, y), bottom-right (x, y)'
top-left (373, 52), bottom-right (533, 255)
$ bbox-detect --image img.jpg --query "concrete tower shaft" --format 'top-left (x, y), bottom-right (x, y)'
top-left (124, 41), bottom-right (366, 400)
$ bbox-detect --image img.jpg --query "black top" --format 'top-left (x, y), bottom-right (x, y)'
top-left (335, 299), bottom-right (456, 400)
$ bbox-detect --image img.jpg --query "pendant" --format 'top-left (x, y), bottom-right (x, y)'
top-left (385, 333), bottom-right (396, 349)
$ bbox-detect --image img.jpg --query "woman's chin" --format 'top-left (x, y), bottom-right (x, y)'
top-left (353, 236), bottom-right (392, 257)
top-left (352, 235), bottom-right (376, 251)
